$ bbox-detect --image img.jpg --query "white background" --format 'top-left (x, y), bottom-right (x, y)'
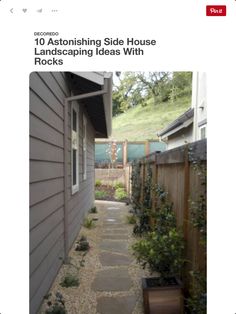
top-left (0, 0), bottom-right (236, 313)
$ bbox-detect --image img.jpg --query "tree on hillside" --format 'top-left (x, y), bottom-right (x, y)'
top-left (112, 72), bottom-right (192, 116)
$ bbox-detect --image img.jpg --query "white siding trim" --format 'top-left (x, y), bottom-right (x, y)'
top-left (71, 102), bottom-right (79, 194)
top-left (83, 114), bottom-right (87, 181)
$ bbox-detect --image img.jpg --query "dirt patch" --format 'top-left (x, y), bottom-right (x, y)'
top-left (95, 185), bottom-right (129, 203)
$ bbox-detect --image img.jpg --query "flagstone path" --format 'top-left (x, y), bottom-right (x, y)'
top-left (40, 200), bottom-right (147, 314)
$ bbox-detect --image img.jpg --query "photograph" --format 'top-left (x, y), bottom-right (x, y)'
top-left (30, 71), bottom-right (207, 314)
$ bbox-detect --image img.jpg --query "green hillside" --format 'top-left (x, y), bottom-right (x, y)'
top-left (111, 96), bottom-right (191, 141)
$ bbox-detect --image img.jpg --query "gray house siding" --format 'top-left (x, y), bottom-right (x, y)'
top-left (30, 72), bottom-right (95, 314)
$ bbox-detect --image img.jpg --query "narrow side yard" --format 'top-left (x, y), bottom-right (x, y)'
top-left (39, 200), bottom-right (147, 314)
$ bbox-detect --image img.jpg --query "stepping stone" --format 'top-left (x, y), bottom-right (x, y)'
top-left (100, 240), bottom-right (128, 254)
top-left (99, 252), bottom-right (132, 266)
top-left (92, 268), bottom-right (132, 291)
top-left (107, 207), bottom-right (120, 210)
top-left (105, 218), bottom-right (118, 222)
top-left (97, 295), bottom-right (136, 314)
top-left (103, 229), bottom-right (128, 234)
top-left (102, 234), bottom-right (128, 240)
top-left (103, 223), bottom-right (125, 228)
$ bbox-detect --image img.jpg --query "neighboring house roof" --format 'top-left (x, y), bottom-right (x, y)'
top-left (158, 108), bottom-right (194, 139)
top-left (67, 72), bottom-right (112, 138)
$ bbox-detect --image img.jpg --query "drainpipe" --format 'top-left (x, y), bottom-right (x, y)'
top-left (63, 84), bottom-right (108, 263)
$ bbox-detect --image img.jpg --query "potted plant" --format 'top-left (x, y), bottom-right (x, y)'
top-left (132, 201), bottom-right (185, 314)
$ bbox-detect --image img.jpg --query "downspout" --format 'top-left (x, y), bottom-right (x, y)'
top-left (63, 85), bottom-right (108, 263)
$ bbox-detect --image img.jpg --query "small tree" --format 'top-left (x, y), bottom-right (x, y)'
top-left (106, 140), bottom-right (121, 169)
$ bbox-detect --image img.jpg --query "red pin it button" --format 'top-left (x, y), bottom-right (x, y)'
top-left (206, 5), bottom-right (226, 16)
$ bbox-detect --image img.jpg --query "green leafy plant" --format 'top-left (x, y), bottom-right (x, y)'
top-left (126, 215), bottom-right (137, 224)
top-left (186, 271), bottom-right (206, 314)
top-left (83, 217), bottom-right (95, 229)
top-left (75, 235), bottom-right (90, 251)
top-left (131, 161), bottom-right (142, 207)
top-left (132, 228), bottom-right (184, 284)
top-left (132, 185), bottom-right (185, 285)
top-left (95, 179), bottom-right (102, 187)
top-left (114, 187), bottom-right (127, 200)
top-left (95, 190), bottom-right (108, 199)
top-left (60, 274), bottom-right (79, 288)
top-left (155, 202), bottom-right (176, 235)
top-left (143, 163), bottom-right (152, 209)
top-left (44, 292), bottom-right (66, 314)
top-left (189, 195), bottom-right (206, 246)
top-left (113, 182), bottom-right (124, 189)
top-left (133, 208), bottom-right (152, 236)
top-left (89, 206), bottom-right (97, 214)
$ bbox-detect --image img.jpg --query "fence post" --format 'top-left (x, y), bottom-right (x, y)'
top-left (140, 161), bottom-right (145, 208)
top-left (183, 144), bottom-right (190, 241)
top-left (145, 140), bottom-right (150, 156)
top-left (123, 140), bottom-right (128, 167)
top-left (152, 153), bottom-right (158, 211)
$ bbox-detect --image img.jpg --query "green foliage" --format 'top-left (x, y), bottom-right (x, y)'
top-left (95, 190), bottom-right (108, 199)
top-left (131, 161), bottom-right (141, 207)
top-left (186, 271), bottom-right (206, 314)
top-left (75, 236), bottom-right (90, 252)
top-left (126, 215), bottom-right (137, 224)
top-left (155, 203), bottom-right (176, 235)
top-left (112, 72), bottom-right (192, 119)
top-left (132, 229), bottom-right (184, 281)
top-left (188, 157), bottom-right (207, 246)
top-left (83, 217), bottom-right (95, 229)
top-left (89, 206), bottom-right (97, 213)
top-left (189, 195), bottom-right (206, 245)
top-left (132, 185), bottom-right (185, 283)
top-left (133, 208), bottom-right (152, 236)
top-left (143, 164), bottom-right (152, 209)
top-left (113, 181), bottom-right (124, 189)
top-left (114, 187), bottom-right (127, 200)
top-left (60, 274), bottom-right (79, 288)
top-left (95, 179), bottom-right (102, 187)
top-left (45, 292), bottom-right (66, 314)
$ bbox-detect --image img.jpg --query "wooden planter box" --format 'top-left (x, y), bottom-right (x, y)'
top-left (142, 277), bottom-right (184, 314)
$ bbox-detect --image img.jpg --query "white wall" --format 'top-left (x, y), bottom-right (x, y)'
top-left (166, 125), bottom-right (193, 150)
top-left (192, 72), bottom-right (207, 141)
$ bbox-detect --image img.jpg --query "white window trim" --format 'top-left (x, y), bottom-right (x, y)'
top-left (71, 102), bottom-right (79, 194)
top-left (83, 115), bottom-right (87, 181)
top-left (199, 124), bottom-right (207, 140)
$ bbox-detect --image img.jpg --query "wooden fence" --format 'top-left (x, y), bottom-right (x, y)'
top-left (127, 139), bottom-right (207, 293)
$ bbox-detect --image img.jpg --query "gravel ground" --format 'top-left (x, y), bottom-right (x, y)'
top-left (39, 200), bottom-right (149, 314)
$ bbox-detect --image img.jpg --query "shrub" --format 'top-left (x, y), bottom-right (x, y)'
top-left (133, 208), bottom-right (152, 236)
top-left (89, 206), bottom-right (97, 213)
top-left (75, 236), bottom-right (90, 251)
top-left (114, 187), bottom-right (127, 200)
top-left (95, 179), bottom-right (102, 187)
top-left (83, 217), bottom-right (95, 229)
top-left (44, 292), bottom-right (66, 314)
top-left (60, 274), bottom-right (79, 287)
top-left (114, 182), bottom-right (124, 189)
top-left (126, 215), bottom-right (137, 224)
top-left (95, 190), bottom-right (108, 199)
top-left (132, 229), bottom-right (184, 282)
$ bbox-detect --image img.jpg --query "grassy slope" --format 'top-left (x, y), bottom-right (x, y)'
top-left (111, 96), bottom-right (191, 141)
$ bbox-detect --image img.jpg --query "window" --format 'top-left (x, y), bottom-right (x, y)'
top-left (82, 115), bottom-right (87, 180)
top-left (200, 125), bottom-right (206, 139)
top-left (71, 103), bottom-right (79, 194)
